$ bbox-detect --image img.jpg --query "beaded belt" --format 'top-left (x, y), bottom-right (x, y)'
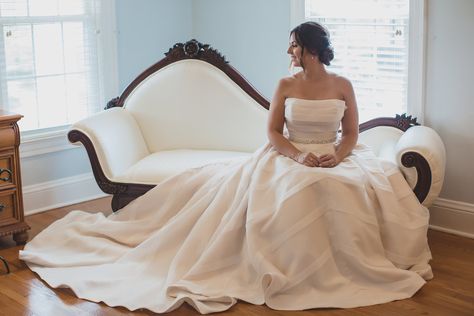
top-left (289, 135), bottom-right (337, 144)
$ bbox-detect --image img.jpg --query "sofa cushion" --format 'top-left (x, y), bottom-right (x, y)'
top-left (112, 149), bottom-right (251, 184)
top-left (124, 59), bottom-right (268, 153)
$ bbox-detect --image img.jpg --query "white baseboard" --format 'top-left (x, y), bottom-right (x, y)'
top-left (429, 198), bottom-right (474, 239)
top-left (23, 173), bottom-right (108, 216)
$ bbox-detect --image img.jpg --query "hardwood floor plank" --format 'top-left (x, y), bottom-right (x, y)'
top-left (0, 197), bottom-right (473, 315)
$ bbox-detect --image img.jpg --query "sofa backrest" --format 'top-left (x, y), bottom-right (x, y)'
top-left (123, 59), bottom-right (268, 153)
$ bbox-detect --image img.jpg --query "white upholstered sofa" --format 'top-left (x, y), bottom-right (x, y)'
top-left (68, 40), bottom-right (446, 211)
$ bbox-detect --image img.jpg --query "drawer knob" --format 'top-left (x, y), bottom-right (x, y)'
top-left (0, 168), bottom-right (12, 182)
top-left (0, 203), bottom-right (4, 212)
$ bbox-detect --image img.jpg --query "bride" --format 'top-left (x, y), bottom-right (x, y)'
top-left (20, 22), bottom-right (432, 314)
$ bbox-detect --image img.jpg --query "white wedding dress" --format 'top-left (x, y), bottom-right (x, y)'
top-left (20, 98), bottom-right (433, 314)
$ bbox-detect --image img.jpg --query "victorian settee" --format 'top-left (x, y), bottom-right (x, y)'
top-left (68, 40), bottom-right (446, 211)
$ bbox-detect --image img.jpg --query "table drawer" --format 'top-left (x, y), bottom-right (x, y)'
top-left (0, 191), bottom-right (17, 225)
top-left (0, 155), bottom-right (14, 188)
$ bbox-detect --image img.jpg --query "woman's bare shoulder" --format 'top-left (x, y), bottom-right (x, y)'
top-left (331, 74), bottom-right (353, 90)
top-left (330, 74), bottom-right (356, 106)
top-left (279, 73), bottom-right (301, 85)
top-left (276, 74), bottom-right (300, 95)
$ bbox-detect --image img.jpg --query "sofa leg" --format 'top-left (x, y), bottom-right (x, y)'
top-left (111, 195), bottom-right (121, 212)
top-left (111, 194), bottom-right (138, 212)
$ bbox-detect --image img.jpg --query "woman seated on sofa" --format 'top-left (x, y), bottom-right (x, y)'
top-left (20, 21), bottom-right (432, 314)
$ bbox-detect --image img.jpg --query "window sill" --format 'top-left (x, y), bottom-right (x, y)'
top-left (20, 126), bottom-right (79, 158)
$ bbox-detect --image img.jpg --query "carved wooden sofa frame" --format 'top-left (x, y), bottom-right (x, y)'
top-left (68, 40), bottom-right (446, 211)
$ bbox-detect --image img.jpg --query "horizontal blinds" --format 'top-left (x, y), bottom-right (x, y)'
top-left (0, 0), bottom-right (101, 131)
top-left (305, 0), bottom-right (410, 123)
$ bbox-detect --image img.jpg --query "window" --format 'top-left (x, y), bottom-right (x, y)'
top-left (0, 0), bottom-right (117, 133)
top-left (291, 0), bottom-right (426, 123)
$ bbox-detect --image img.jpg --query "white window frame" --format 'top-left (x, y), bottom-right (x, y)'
top-left (0, 0), bottom-right (119, 157)
top-left (290, 0), bottom-right (427, 123)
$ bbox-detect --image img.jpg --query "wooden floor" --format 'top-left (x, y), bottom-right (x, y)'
top-left (0, 197), bottom-right (473, 316)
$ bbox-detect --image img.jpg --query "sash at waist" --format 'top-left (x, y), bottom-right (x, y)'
top-left (288, 134), bottom-right (337, 144)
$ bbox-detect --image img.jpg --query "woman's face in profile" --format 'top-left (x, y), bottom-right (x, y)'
top-left (287, 33), bottom-right (302, 67)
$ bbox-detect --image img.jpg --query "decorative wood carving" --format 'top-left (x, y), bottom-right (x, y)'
top-left (104, 97), bottom-right (120, 110)
top-left (105, 39), bottom-right (269, 111)
top-left (165, 39), bottom-right (229, 68)
top-left (359, 113), bottom-right (420, 133)
top-left (401, 152), bottom-right (432, 203)
top-left (395, 113), bottom-right (419, 130)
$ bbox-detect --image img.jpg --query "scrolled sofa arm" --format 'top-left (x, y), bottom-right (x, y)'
top-left (395, 126), bottom-right (446, 207)
top-left (68, 108), bottom-right (150, 186)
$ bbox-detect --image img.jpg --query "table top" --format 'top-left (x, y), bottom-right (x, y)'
top-left (0, 109), bottom-right (23, 123)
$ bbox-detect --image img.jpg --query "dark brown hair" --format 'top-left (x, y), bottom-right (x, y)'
top-left (290, 21), bottom-right (334, 67)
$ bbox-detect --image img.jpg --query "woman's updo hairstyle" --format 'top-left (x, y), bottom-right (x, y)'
top-left (291, 21), bottom-right (334, 66)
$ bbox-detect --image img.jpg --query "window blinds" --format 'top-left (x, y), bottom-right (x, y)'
top-left (305, 0), bottom-right (410, 123)
top-left (0, 0), bottom-right (101, 131)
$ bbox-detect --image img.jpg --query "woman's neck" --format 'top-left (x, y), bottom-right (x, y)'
top-left (302, 62), bottom-right (327, 81)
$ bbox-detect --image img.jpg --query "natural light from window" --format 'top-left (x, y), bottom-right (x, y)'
top-left (0, 0), bottom-right (100, 132)
top-left (305, 0), bottom-right (410, 123)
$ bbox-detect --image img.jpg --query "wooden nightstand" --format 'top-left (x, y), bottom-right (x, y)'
top-left (0, 110), bottom-right (29, 245)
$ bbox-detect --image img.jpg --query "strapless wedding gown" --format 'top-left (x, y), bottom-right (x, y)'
top-left (20, 98), bottom-right (432, 314)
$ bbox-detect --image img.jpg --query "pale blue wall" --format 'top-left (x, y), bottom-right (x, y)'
top-left (193, 0), bottom-right (291, 99)
top-left (116, 0), bottom-right (193, 91)
top-left (425, 0), bottom-right (474, 203)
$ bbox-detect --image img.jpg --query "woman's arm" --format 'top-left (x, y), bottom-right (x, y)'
top-left (267, 79), bottom-right (319, 167)
top-left (319, 77), bottom-right (359, 167)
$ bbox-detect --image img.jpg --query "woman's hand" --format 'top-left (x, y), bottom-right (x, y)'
top-left (293, 152), bottom-right (320, 167)
top-left (318, 153), bottom-right (341, 168)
